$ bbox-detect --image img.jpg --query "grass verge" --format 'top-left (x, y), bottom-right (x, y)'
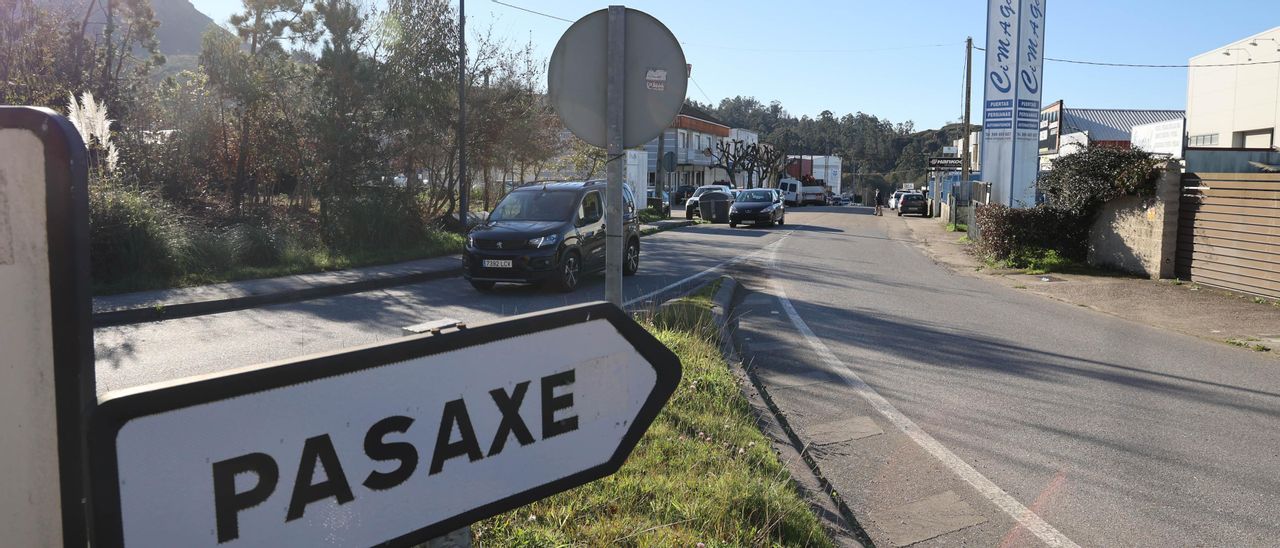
top-left (93, 231), bottom-right (464, 295)
top-left (638, 209), bottom-right (669, 224)
top-left (945, 222), bottom-right (968, 232)
top-left (473, 281), bottom-right (832, 547)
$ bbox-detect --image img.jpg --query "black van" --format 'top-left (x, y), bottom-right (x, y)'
top-left (463, 181), bottom-right (640, 292)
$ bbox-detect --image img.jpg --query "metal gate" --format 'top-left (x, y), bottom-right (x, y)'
top-left (1177, 172), bottom-right (1280, 299)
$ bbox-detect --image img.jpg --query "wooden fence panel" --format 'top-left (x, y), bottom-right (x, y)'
top-left (1177, 172), bottom-right (1280, 299)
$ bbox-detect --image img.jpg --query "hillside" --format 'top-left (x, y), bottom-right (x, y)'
top-left (151, 0), bottom-right (221, 55)
top-left (54, 0), bottom-right (222, 56)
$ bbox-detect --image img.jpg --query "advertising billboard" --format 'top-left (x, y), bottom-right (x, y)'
top-left (1131, 118), bottom-right (1185, 158)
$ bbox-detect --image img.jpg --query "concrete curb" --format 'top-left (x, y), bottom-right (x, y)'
top-left (732, 340), bottom-right (872, 547)
top-left (92, 264), bottom-right (462, 327)
top-left (93, 220), bottom-right (699, 327)
top-left (709, 276), bottom-right (738, 347)
top-left (662, 276), bottom-right (868, 546)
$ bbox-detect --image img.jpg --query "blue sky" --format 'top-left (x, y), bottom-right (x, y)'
top-left (191, 0), bottom-right (1280, 129)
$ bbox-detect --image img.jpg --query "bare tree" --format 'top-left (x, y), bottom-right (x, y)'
top-left (755, 144), bottom-right (786, 188)
top-left (710, 138), bottom-right (748, 186)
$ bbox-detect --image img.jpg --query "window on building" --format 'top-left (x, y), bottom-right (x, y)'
top-left (1189, 134), bottom-right (1219, 147)
top-left (679, 131), bottom-right (687, 148)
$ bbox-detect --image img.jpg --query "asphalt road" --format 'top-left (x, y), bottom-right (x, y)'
top-left (739, 206), bottom-right (1280, 546)
top-left (94, 219), bottom-right (788, 392)
top-left (94, 206), bottom-right (1280, 545)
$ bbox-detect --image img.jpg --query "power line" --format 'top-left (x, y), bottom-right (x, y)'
top-left (690, 76), bottom-right (713, 104)
top-left (973, 46), bottom-right (1280, 68)
top-left (681, 42), bottom-right (959, 54)
top-left (489, 0), bottom-right (574, 23)
top-left (488, 1), bottom-right (958, 55)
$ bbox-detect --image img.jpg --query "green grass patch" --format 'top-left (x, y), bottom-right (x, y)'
top-left (1226, 338), bottom-right (1271, 352)
top-left (474, 279), bottom-right (831, 547)
top-left (981, 247), bottom-right (1079, 275)
top-left (1018, 249), bottom-right (1075, 275)
top-left (957, 235), bottom-right (973, 244)
top-left (946, 222), bottom-right (968, 232)
top-left (638, 209), bottom-right (669, 223)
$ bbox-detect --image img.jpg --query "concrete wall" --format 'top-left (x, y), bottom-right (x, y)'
top-left (1087, 161), bottom-right (1181, 278)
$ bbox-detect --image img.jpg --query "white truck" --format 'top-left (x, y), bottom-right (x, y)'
top-left (778, 178), bottom-right (828, 206)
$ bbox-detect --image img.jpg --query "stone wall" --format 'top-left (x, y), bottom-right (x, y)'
top-left (1087, 161), bottom-right (1181, 278)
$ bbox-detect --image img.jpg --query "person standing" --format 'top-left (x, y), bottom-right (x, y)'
top-left (874, 189), bottom-right (884, 216)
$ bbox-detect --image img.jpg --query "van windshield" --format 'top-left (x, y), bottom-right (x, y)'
top-left (491, 190), bottom-right (577, 221)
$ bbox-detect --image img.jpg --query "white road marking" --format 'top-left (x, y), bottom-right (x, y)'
top-left (763, 238), bottom-right (1080, 548)
top-left (622, 232), bottom-right (791, 307)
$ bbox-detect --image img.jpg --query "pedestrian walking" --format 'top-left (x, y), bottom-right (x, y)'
top-left (874, 189), bottom-right (884, 216)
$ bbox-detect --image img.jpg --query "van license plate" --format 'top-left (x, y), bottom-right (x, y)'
top-left (482, 259), bottom-right (513, 268)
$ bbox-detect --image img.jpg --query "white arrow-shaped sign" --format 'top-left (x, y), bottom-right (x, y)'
top-left (90, 302), bottom-right (681, 547)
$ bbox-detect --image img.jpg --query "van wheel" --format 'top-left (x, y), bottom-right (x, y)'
top-left (552, 252), bottom-right (581, 293)
top-left (623, 239), bottom-right (640, 276)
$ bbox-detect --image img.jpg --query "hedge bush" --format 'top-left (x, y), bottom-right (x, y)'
top-left (974, 204), bottom-right (1089, 263)
top-left (89, 183), bottom-right (191, 285)
top-left (1037, 146), bottom-right (1162, 217)
top-left (974, 145), bottom-right (1163, 266)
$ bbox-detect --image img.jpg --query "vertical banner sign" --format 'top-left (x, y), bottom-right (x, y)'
top-left (0, 107), bottom-right (94, 547)
top-left (1013, 0), bottom-right (1046, 206)
top-left (981, 0), bottom-right (1046, 207)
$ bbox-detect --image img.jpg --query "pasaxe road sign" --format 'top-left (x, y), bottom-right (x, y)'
top-left (927, 157), bottom-right (964, 170)
top-left (90, 302), bottom-right (681, 547)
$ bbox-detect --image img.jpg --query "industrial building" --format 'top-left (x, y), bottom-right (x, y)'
top-left (1186, 25), bottom-right (1280, 150)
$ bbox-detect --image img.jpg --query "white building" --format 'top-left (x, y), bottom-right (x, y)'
top-left (726, 128), bottom-right (759, 187)
top-left (644, 103), bottom-right (731, 193)
top-left (951, 130), bottom-right (982, 172)
top-left (1187, 25), bottom-right (1280, 149)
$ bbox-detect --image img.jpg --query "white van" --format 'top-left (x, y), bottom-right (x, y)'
top-left (778, 178), bottom-right (827, 206)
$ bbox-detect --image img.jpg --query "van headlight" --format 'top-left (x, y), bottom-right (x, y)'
top-left (528, 234), bottom-right (560, 248)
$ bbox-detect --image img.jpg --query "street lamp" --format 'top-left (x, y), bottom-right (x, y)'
top-left (1223, 48), bottom-right (1253, 61)
top-left (1248, 38), bottom-right (1280, 52)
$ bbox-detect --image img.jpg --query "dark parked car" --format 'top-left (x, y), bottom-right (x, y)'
top-left (673, 185), bottom-right (697, 204)
top-left (729, 189), bottom-right (786, 228)
top-left (464, 181), bottom-right (639, 292)
top-left (898, 192), bottom-right (928, 216)
top-left (646, 189), bottom-right (671, 217)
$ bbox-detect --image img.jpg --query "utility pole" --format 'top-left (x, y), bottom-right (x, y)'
top-left (457, 0), bottom-right (468, 227)
top-left (958, 36), bottom-right (973, 226)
